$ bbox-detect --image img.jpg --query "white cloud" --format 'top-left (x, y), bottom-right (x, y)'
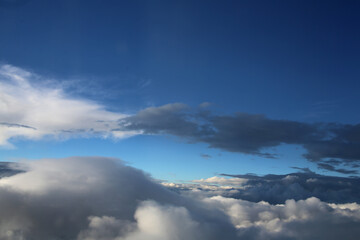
top-left (161, 176), bottom-right (248, 199)
top-left (193, 176), bottom-right (248, 186)
top-left (204, 196), bottom-right (360, 239)
top-left (78, 201), bottom-right (221, 240)
top-left (0, 64), bottom-right (137, 147)
top-left (120, 201), bottom-right (208, 240)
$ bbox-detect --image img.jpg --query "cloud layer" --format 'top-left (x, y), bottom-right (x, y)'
top-left (205, 196), bottom-right (360, 240)
top-left (0, 157), bottom-right (359, 240)
top-left (164, 171), bottom-right (360, 204)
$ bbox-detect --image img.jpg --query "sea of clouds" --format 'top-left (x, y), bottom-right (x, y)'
top-left (0, 157), bottom-right (359, 240)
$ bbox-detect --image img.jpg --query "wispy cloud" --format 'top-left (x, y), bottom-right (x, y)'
top-left (200, 154), bottom-right (212, 159)
top-left (0, 64), bottom-right (136, 147)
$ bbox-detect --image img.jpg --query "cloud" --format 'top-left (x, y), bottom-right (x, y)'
top-left (79, 200), bottom-right (217, 240)
top-left (193, 176), bottom-right (248, 186)
top-left (0, 157), bottom-right (359, 239)
top-left (119, 104), bottom-right (360, 174)
top-left (0, 157), bottom-right (238, 240)
top-left (0, 64), bottom-right (136, 147)
top-left (204, 113), bottom-right (320, 157)
top-left (118, 103), bottom-right (200, 138)
top-left (198, 102), bottom-right (211, 108)
top-left (200, 154), bottom-right (212, 159)
top-left (0, 162), bottom-right (23, 178)
top-left (205, 196), bottom-right (360, 240)
top-left (317, 162), bottom-right (358, 175)
top-left (165, 172), bottom-right (360, 204)
top-left (221, 172), bottom-right (360, 204)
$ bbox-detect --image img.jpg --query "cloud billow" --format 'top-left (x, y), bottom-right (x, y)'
top-left (0, 157), bottom-right (238, 240)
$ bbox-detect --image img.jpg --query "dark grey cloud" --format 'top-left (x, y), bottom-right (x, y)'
top-left (205, 196), bottom-right (360, 240)
top-left (317, 162), bottom-right (358, 175)
top-left (119, 103), bottom-right (201, 138)
top-left (0, 122), bottom-right (36, 130)
top-left (224, 172), bottom-right (360, 204)
top-left (203, 113), bottom-right (321, 157)
top-left (0, 162), bottom-right (23, 178)
top-left (119, 104), bottom-right (360, 174)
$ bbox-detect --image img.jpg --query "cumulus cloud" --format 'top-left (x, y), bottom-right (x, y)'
top-left (205, 196), bottom-right (360, 240)
top-left (0, 157), bottom-right (237, 240)
top-left (0, 157), bottom-right (359, 239)
top-left (0, 64), bottom-right (136, 147)
top-left (119, 104), bottom-right (360, 174)
top-left (78, 201), bottom-right (216, 240)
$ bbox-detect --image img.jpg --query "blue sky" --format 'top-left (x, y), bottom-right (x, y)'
top-left (1, 0), bottom-right (360, 181)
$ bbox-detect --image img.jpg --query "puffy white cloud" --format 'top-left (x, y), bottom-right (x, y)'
top-left (0, 157), bottom-right (238, 240)
top-left (77, 200), bottom-right (224, 240)
top-left (204, 196), bottom-right (360, 240)
top-left (0, 64), bottom-right (136, 147)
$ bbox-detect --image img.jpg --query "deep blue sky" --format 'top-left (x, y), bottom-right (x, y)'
top-left (1, 0), bottom-right (360, 180)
